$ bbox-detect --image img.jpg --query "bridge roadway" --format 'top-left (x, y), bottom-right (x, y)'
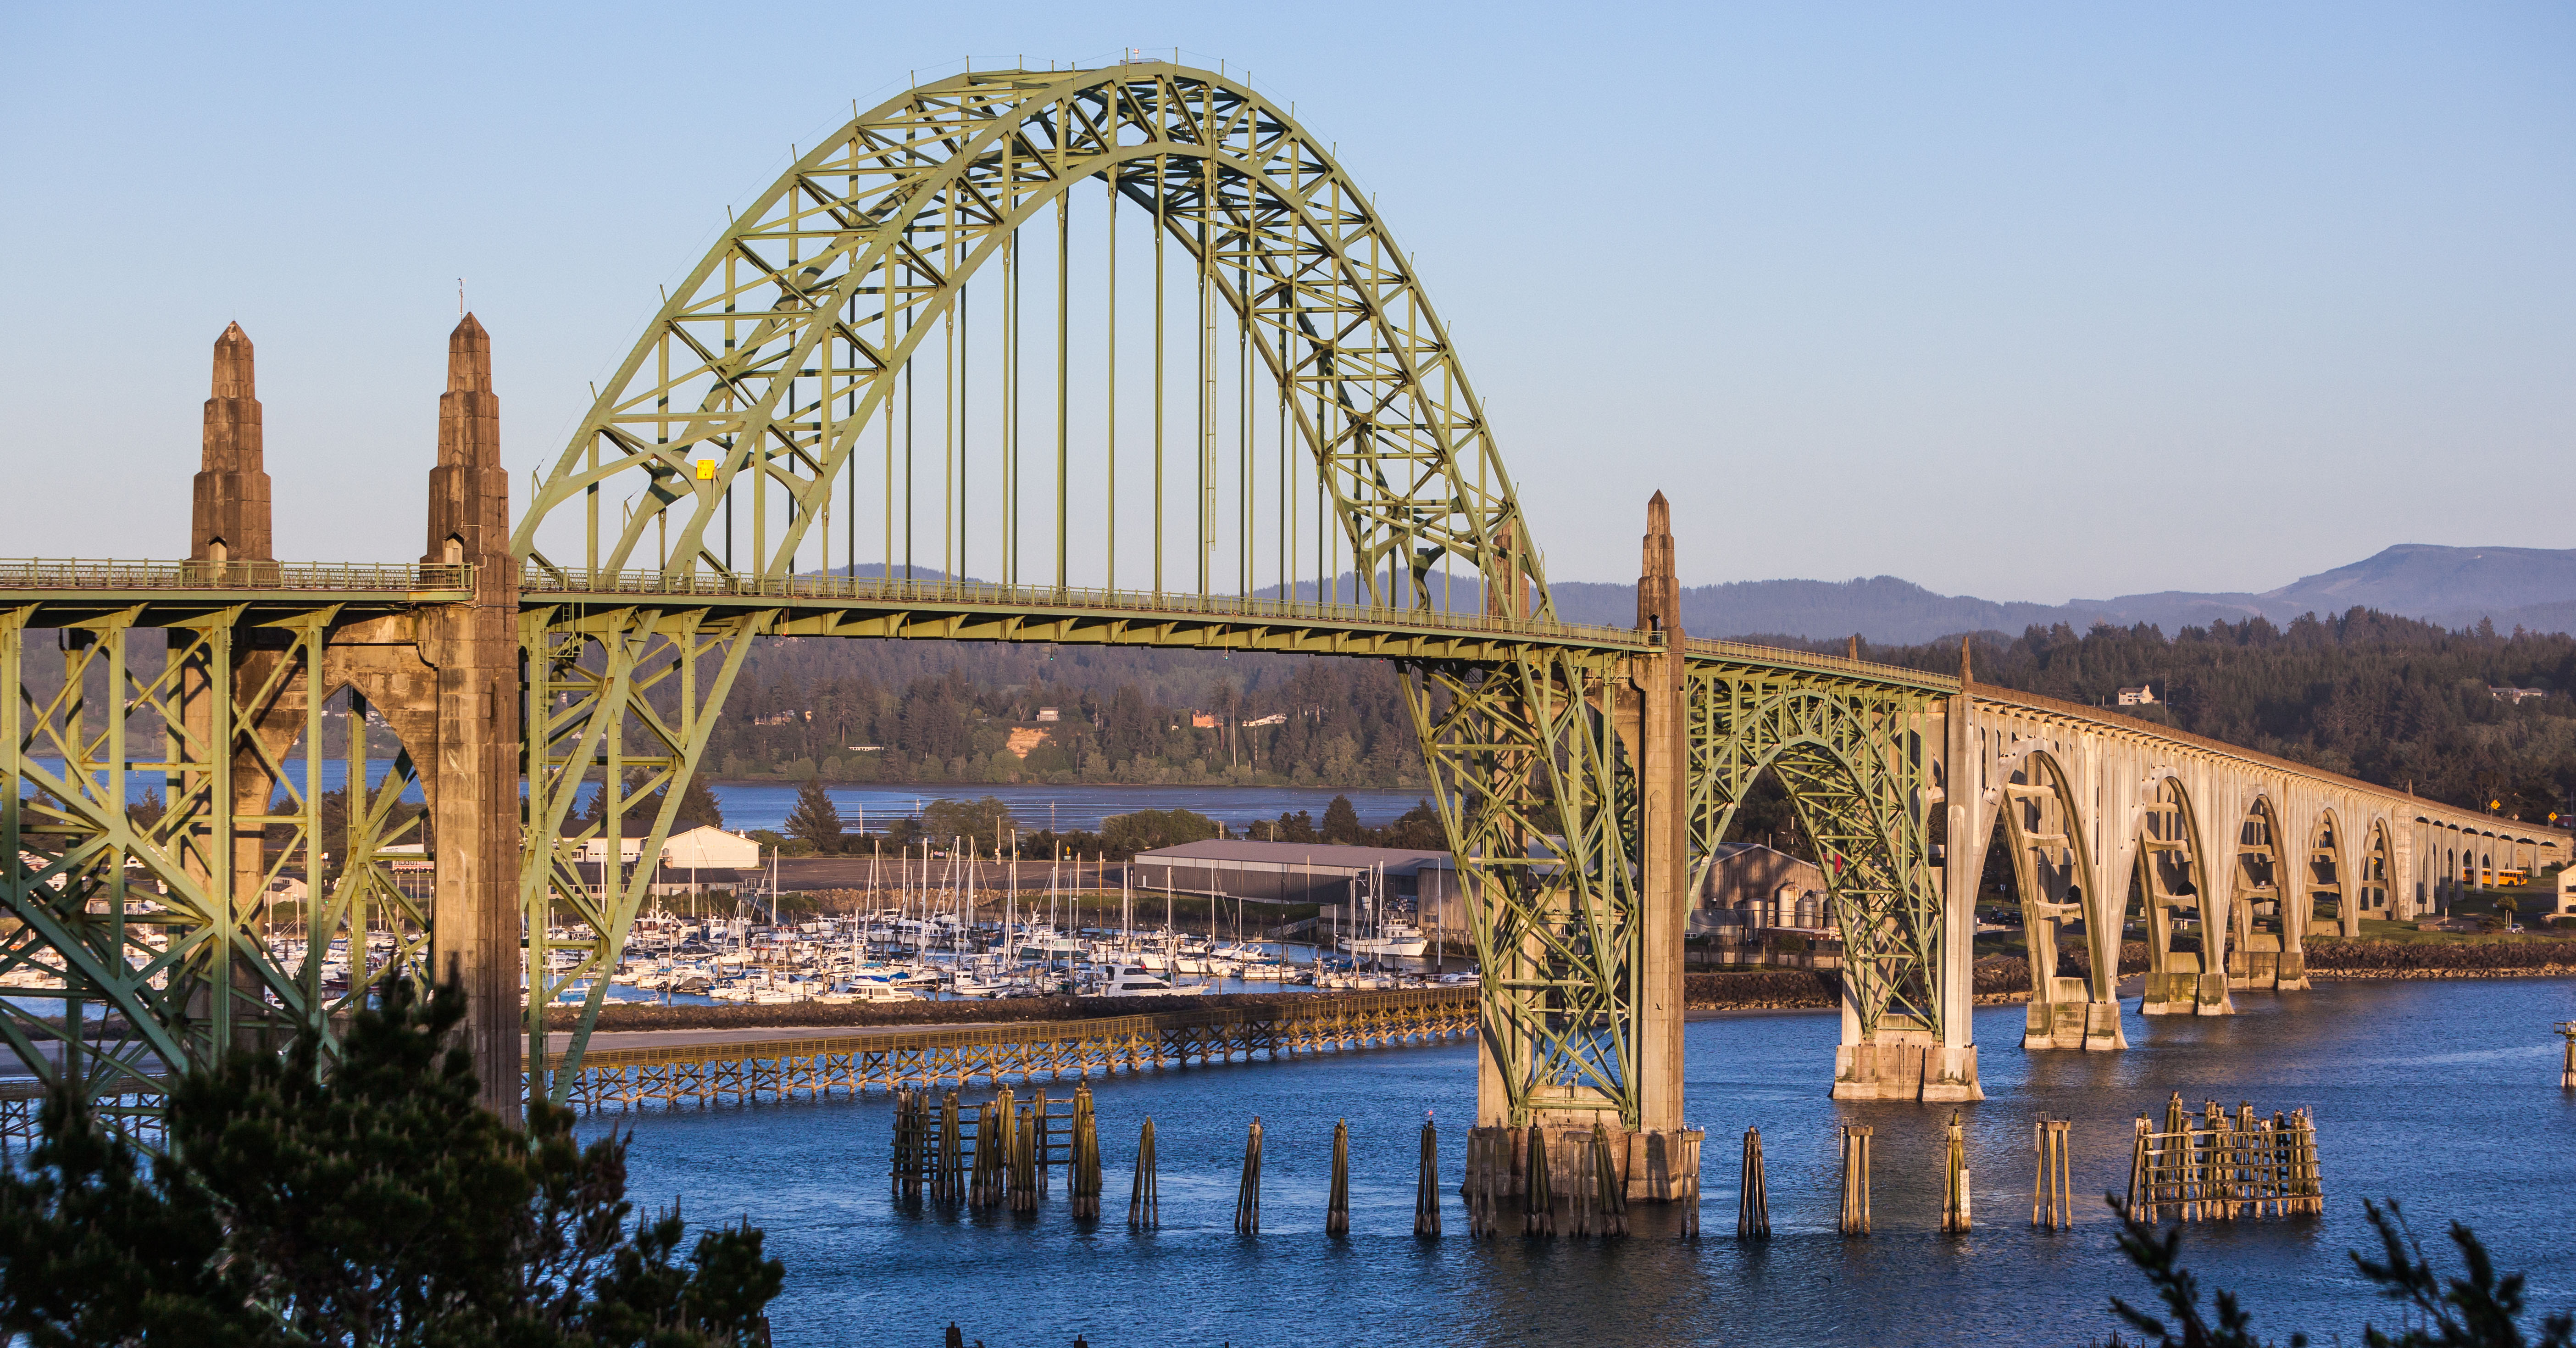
top-left (2, 63), bottom-right (2562, 1189)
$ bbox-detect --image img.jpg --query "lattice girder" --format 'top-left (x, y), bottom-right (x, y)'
top-left (514, 64), bottom-right (1545, 617)
top-left (1681, 666), bottom-right (1943, 1042)
top-left (519, 606), bottom-right (769, 1099)
top-left (1406, 649), bottom-right (1642, 1125)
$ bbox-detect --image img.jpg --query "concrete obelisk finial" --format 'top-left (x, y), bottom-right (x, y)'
top-left (426, 313), bottom-right (506, 568)
top-left (1960, 635), bottom-right (1974, 685)
top-left (1638, 490), bottom-right (1680, 641)
top-left (192, 322), bottom-right (272, 562)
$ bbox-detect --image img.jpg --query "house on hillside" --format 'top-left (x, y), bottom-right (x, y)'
top-left (2490, 686), bottom-right (2549, 705)
top-left (2116, 685), bottom-right (2157, 707)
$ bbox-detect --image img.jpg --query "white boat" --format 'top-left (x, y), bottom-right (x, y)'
top-left (1340, 921), bottom-right (1430, 958)
top-left (1085, 964), bottom-right (1213, 998)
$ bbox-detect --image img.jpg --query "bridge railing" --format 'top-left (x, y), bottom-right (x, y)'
top-left (1682, 635), bottom-right (1963, 690)
top-left (526, 564), bottom-right (1654, 649)
top-left (0, 558), bottom-right (474, 592)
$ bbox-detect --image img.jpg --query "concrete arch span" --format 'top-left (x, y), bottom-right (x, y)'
top-left (1992, 747), bottom-right (2126, 1050)
top-left (2132, 772), bottom-right (2232, 1016)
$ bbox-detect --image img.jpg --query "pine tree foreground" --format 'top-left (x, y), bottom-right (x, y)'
top-left (0, 978), bottom-right (782, 1347)
top-left (2106, 1194), bottom-right (2574, 1348)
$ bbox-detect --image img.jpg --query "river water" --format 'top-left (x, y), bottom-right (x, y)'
top-left (707, 783), bottom-right (1433, 836)
top-left (583, 977), bottom-right (2576, 1347)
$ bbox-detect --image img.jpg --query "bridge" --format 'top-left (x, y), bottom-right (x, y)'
top-left (3, 64), bottom-right (2557, 1167)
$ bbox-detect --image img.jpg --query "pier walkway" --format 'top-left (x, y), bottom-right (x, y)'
top-left (544, 988), bottom-right (1477, 1115)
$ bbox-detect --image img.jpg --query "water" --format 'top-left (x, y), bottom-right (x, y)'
top-left (584, 978), bottom-right (2576, 1347)
top-left (708, 782), bottom-right (1434, 836)
top-left (23, 763), bottom-right (1428, 836)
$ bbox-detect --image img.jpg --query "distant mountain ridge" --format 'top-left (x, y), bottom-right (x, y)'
top-left (1537, 544), bottom-right (2576, 643)
top-left (829, 546), bottom-right (2574, 644)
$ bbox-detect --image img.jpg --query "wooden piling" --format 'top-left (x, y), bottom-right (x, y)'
top-left (1522, 1123), bottom-right (1554, 1237)
top-left (1464, 1127), bottom-right (1499, 1238)
top-left (1569, 1127), bottom-right (1595, 1237)
top-left (1679, 1127), bottom-right (1703, 1238)
top-left (2559, 1022), bottom-right (2576, 1087)
top-left (1327, 1119), bottom-right (1351, 1236)
top-left (1414, 1116), bottom-right (1442, 1237)
top-left (2032, 1116), bottom-right (2071, 1230)
top-left (1940, 1109), bottom-right (1970, 1233)
top-left (1070, 1085), bottom-right (1101, 1220)
top-left (935, 1090), bottom-right (964, 1204)
top-left (1030, 1088), bottom-right (1051, 1200)
top-left (1592, 1121), bottom-right (1629, 1238)
top-left (1127, 1116), bottom-right (1160, 1230)
top-left (1838, 1124), bottom-right (1872, 1236)
top-left (891, 1087), bottom-right (923, 1199)
top-left (1233, 1116), bottom-right (1265, 1234)
top-left (1010, 1105), bottom-right (1039, 1212)
top-left (1736, 1125), bottom-right (1770, 1240)
top-left (969, 1099), bottom-right (1004, 1209)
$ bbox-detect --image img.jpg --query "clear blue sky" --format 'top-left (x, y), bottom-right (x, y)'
top-left (4, 2), bottom-right (2568, 602)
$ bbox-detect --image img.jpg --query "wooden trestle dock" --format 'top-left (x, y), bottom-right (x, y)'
top-left (541, 987), bottom-right (1478, 1114)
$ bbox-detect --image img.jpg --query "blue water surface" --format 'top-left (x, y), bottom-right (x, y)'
top-left (583, 978), bottom-right (2576, 1348)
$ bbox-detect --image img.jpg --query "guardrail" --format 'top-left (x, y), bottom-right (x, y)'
top-left (527, 564), bottom-right (1655, 650)
top-left (0, 559), bottom-right (473, 592)
top-left (1683, 635), bottom-right (1963, 691)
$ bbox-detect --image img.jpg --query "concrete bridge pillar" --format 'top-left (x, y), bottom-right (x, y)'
top-left (1928, 668), bottom-right (1982, 1099)
top-left (1633, 492), bottom-right (1687, 1133)
top-left (418, 314), bottom-right (522, 1121)
top-left (182, 324), bottom-right (291, 1047)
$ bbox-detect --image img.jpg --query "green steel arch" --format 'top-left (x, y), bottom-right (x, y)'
top-left (514, 62), bottom-right (1549, 617)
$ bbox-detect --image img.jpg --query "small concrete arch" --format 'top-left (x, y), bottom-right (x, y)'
top-left (1995, 748), bottom-right (2116, 1049)
top-left (2225, 794), bottom-right (2299, 991)
top-left (2129, 774), bottom-right (2229, 1016)
top-left (2354, 816), bottom-right (2396, 927)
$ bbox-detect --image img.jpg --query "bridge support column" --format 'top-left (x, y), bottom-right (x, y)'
top-left (1635, 493), bottom-right (1688, 1135)
top-left (1926, 676), bottom-right (1982, 1100)
top-left (420, 315), bottom-right (522, 1122)
top-left (183, 323), bottom-right (285, 1051)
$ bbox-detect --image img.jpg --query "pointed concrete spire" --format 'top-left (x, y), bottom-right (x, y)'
top-left (1638, 491), bottom-right (1680, 641)
top-left (211, 321), bottom-right (255, 400)
top-left (446, 311), bottom-right (492, 396)
top-left (1960, 635), bottom-right (1974, 685)
top-left (428, 314), bottom-right (506, 564)
top-left (194, 322), bottom-right (271, 561)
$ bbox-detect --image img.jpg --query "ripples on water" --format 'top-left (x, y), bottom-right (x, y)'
top-left (585, 979), bottom-right (2576, 1347)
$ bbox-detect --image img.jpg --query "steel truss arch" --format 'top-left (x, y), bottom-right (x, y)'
top-left (1680, 671), bottom-right (1944, 1043)
top-left (515, 63), bottom-right (1545, 616)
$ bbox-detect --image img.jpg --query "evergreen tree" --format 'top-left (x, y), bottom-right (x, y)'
top-left (1321, 794), bottom-right (1364, 844)
top-left (0, 976), bottom-right (783, 1346)
top-left (672, 773), bottom-right (725, 831)
top-left (783, 774), bottom-right (842, 852)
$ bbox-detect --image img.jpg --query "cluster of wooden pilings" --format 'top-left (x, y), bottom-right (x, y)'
top-left (1723, 1099), bottom-right (2318, 1238)
top-left (2124, 1094), bottom-right (2323, 1223)
top-left (1458, 1123), bottom-right (1689, 1238)
top-left (891, 1083), bottom-right (1101, 1216)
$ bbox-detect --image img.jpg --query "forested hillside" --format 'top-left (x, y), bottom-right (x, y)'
top-left (705, 644), bottom-right (1427, 789)
top-left (1835, 609), bottom-right (2576, 821)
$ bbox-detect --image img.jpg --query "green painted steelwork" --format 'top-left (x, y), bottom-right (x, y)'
top-left (0, 67), bottom-right (2023, 1130)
